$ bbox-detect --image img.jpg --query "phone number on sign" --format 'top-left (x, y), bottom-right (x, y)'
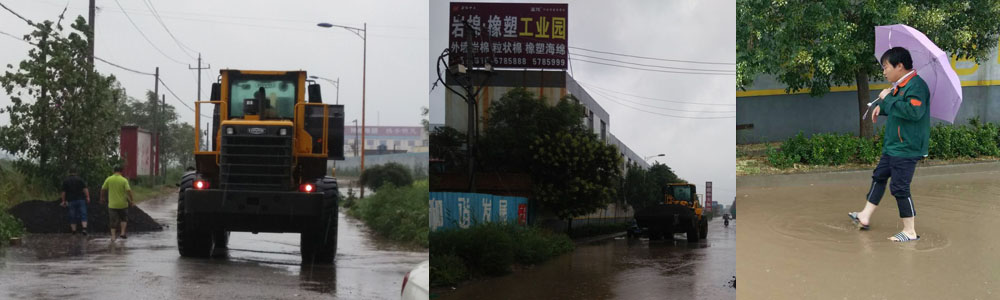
top-left (531, 58), bottom-right (566, 67)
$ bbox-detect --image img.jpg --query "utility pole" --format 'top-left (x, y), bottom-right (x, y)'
top-left (160, 95), bottom-right (166, 182)
top-left (88, 0), bottom-right (95, 66)
top-left (153, 67), bottom-right (159, 183)
top-left (188, 53), bottom-right (210, 100)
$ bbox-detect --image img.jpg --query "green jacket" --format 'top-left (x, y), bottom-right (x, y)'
top-left (878, 72), bottom-right (930, 157)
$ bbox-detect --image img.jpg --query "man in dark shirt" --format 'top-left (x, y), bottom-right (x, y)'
top-left (61, 168), bottom-right (90, 235)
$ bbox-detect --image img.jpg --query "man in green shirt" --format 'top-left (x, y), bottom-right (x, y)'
top-left (101, 166), bottom-right (134, 241)
top-left (848, 47), bottom-right (930, 242)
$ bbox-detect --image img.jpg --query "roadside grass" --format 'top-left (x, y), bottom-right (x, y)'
top-left (346, 180), bottom-right (429, 248)
top-left (429, 223), bottom-right (574, 288)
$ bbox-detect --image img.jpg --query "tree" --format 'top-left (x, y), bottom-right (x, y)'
top-left (623, 162), bottom-right (684, 212)
top-left (0, 16), bottom-right (125, 189)
top-left (529, 128), bottom-right (622, 221)
top-left (120, 90), bottom-right (190, 170)
top-left (738, 0), bottom-right (1000, 137)
top-left (165, 122), bottom-right (195, 169)
top-left (360, 162), bottom-right (414, 191)
top-left (477, 87), bottom-right (584, 172)
top-left (429, 126), bottom-right (466, 172)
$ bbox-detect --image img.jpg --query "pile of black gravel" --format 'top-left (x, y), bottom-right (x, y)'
top-left (7, 200), bottom-right (163, 233)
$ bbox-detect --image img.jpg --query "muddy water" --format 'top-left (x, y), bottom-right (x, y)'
top-left (439, 219), bottom-right (735, 299)
top-left (737, 162), bottom-right (1000, 299)
top-left (0, 189), bottom-right (427, 299)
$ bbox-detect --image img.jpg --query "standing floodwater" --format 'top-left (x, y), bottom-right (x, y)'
top-left (0, 191), bottom-right (427, 299)
top-left (439, 219), bottom-right (735, 299)
top-left (737, 162), bottom-right (1000, 299)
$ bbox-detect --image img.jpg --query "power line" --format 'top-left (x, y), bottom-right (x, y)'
top-left (570, 52), bottom-right (735, 73)
top-left (587, 88), bottom-right (735, 114)
top-left (111, 0), bottom-right (187, 65)
top-left (577, 80), bottom-right (736, 107)
top-left (570, 46), bottom-right (735, 66)
top-left (591, 92), bottom-right (735, 119)
top-left (0, 2), bottom-right (34, 25)
top-left (142, 0), bottom-right (197, 59)
top-left (571, 57), bottom-right (735, 75)
top-left (158, 77), bottom-right (211, 119)
top-left (95, 57), bottom-right (155, 76)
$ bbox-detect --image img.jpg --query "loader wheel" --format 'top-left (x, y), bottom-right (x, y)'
top-left (687, 218), bottom-right (700, 242)
top-left (301, 176), bottom-right (339, 264)
top-left (699, 217), bottom-right (708, 239)
top-left (177, 173), bottom-right (213, 258)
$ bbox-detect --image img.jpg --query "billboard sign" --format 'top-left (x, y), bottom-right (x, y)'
top-left (705, 181), bottom-right (713, 213)
top-left (448, 2), bottom-right (568, 69)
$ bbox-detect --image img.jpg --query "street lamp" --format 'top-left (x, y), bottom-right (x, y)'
top-left (317, 21), bottom-right (366, 197)
top-left (644, 153), bottom-right (665, 162)
top-left (308, 75), bottom-right (340, 104)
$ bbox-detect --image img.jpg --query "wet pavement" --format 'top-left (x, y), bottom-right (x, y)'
top-left (737, 162), bottom-right (1000, 299)
top-left (438, 219), bottom-right (735, 299)
top-left (0, 189), bottom-right (428, 299)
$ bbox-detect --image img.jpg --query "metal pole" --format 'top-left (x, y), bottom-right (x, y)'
top-left (161, 95), bottom-right (166, 181)
top-left (360, 22), bottom-right (367, 199)
top-left (88, 0), bottom-right (95, 66)
top-left (189, 53), bottom-right (210, 101)
top-left (336, 77), bottom-right (340, 104)
top-left (154, 67), bottom-right (159, 182)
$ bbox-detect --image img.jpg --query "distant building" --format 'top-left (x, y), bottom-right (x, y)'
top-left (342, 126), bottom-right (428, 157)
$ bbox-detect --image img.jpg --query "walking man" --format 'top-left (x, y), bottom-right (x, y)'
top-left (101, 166), bottom-right (134, 241)
top-left (848, 47), bottom-right (930, 242)
top-left (60, 168), bottom-right (89, 235)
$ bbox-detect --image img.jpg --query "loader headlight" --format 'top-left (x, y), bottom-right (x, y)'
top-left (225, 127), bottom-right (234, 135)
top-left (279, 128), bottom-right (288, 136)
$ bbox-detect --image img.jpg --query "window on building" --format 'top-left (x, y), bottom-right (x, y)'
top-left (408, 140), bottom-right (415, 146)
top-left (367, 140), bottom-right (373, 145)
top-left (588, 111), bottom-right (594, 131)
top-left (600, 120), bottom-right (607, 141)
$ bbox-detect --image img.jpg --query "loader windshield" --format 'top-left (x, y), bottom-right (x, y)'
top-left (671, 185), bottom-right (692, 202)
top-left (229, 78), bottom-right (296, 119)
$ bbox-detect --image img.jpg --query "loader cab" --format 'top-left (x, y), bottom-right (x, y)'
top-left (664, 183), bottom-right (698, 208)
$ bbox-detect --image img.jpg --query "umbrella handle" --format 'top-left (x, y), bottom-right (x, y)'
top-left (861, 98), bottom-right (880, 120)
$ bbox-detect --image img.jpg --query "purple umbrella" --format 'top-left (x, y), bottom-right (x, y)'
top-left (874, 24), bottom-right (963, 123)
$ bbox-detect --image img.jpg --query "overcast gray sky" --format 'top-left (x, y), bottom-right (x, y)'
top-left (0, 0), bottom-right (428, 129)
top-left (429, 0), bottom-right (736, 205)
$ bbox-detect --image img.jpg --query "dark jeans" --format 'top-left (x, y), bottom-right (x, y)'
top-left (866, 154), bottom-right (922, 218)
top-left (67, 199), bottom-right (87, 223)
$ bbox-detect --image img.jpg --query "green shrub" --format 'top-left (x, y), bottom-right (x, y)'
top-left (348, 180), bottom-right (428, 247)
top-left (0, 204), bottom-right (24, 245)
top-left (766, 120), bottom-right (1000, 168)
top-left (429, 254), bottom-right (467, 287)
top-left (429, 223), bottom-right (575, 287)
top-left (512, 226), bottom-right (574, 264)
top-left (359, 162), bottom-right (414, 191)
top-left (766, 144), bottom-right (797, 169)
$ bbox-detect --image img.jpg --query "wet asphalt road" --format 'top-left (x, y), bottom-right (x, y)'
top-left (737, 162), bottom-right (1000, 299)
top-left (438, 218), bottom-right (735, 299)
top-left (0, 190), bottom-right (428, 300)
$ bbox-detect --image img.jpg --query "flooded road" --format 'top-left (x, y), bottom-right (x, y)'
top-left (737, 162), bottom-right (1000, 299)
top-left (0, 190), bottom-right (428, 299)
top-left (439, 219), bottom-right (735, 299)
